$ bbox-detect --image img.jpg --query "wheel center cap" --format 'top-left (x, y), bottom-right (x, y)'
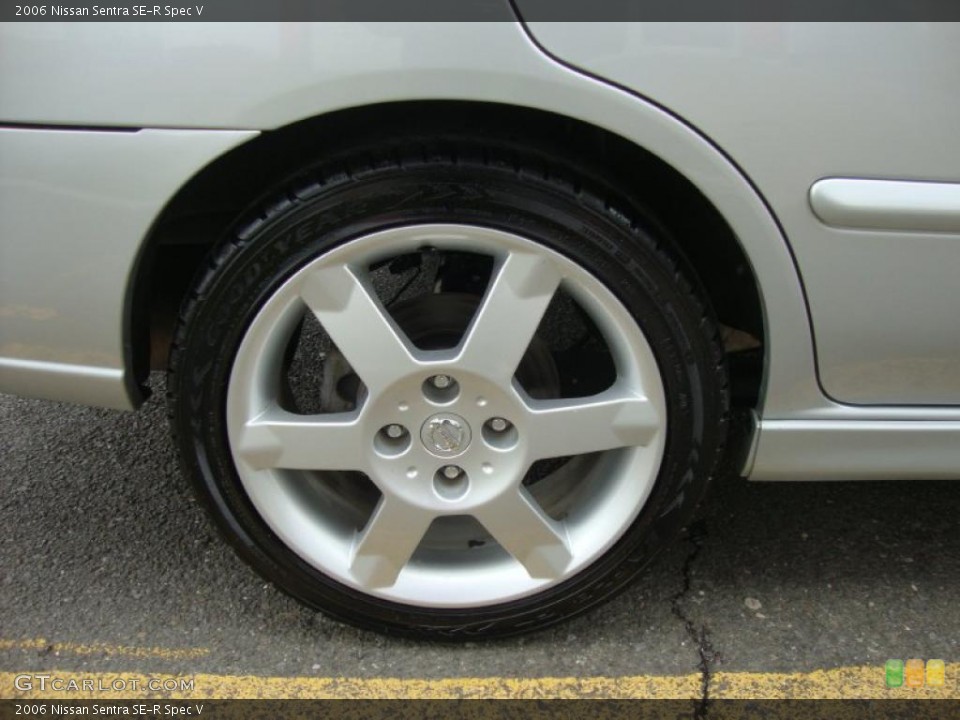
top-left (421, 413), bottom-right (472, 457)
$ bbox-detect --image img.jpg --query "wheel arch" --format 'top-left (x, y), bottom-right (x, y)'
top-left (130, 99), bottom-right (788, 421)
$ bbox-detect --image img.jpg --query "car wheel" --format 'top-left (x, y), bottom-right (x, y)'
top-left (168, 140), bottom-right (728, 638)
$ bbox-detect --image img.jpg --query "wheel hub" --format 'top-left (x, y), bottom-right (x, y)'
top-left (421, 413), bottom-right (472, 457)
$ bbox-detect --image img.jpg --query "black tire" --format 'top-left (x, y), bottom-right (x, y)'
top-left (168, 138), bottom-right (728, 639)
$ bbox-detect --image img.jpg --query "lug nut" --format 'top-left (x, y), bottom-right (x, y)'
top-left (385, 424), bottom-right (405, 439)
top-left (489, 417), bottom-right (510, 432)
top-left (441, 465), bottom-right (462, 480)
top-left (431, 374), bottom-right (452, 389)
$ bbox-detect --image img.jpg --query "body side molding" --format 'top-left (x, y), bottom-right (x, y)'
top-left (811, 178), bottom-right (960, 233)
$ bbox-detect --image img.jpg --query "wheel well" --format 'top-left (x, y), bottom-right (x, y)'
top-left (135, 101), bottom-right (764, 408)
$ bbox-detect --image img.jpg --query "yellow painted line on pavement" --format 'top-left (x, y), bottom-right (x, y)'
top-left (0, 638), bottom-right (209, 662)
top-left (2, 665), bottom-right (958, 700)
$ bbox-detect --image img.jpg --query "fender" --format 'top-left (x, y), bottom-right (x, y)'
top-left (1, 22), bottom-right (811, 419)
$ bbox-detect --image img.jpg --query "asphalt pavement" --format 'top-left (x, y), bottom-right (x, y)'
top-left (2, 376), bottom-right (958, 701)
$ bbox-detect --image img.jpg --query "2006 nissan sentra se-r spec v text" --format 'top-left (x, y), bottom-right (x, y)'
top-left (1, 19), bottom-right (959, 639)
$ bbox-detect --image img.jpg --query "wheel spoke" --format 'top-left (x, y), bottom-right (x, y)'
top-left (350, 498), bottom-right (434, 588)
top-left (299, 264), bottom-right (416, 391)
top-left (524, 389), bottom-right (661, 461)
top-left (236, 407), bottom-right (365, 471)
top-left (475, 489), bottom-right (572, 579)
top-left (458, 251), bottom-right (561, 382)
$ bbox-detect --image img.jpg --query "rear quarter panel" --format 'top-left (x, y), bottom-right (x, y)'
top-left (520, 21), bottom-right (960, 405)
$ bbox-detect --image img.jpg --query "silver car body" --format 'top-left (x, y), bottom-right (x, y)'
top-left (1, 21), bottom-right (959, 480)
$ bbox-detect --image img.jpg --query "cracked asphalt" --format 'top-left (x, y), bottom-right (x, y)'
top-left (2, 376), bottom-right (959, 703)
top-left (670, 520), bottom-right (714, 716)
